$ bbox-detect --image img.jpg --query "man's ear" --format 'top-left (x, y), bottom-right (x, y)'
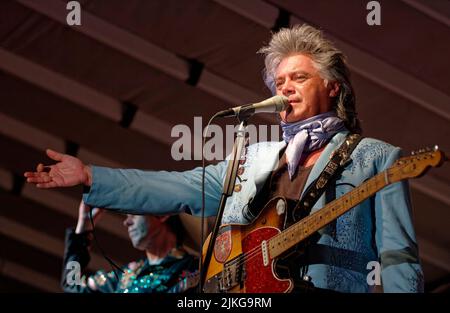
top-left (328, 81), bottom-right (340, 97)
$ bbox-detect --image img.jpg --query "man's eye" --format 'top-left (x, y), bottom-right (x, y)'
top-left (295, 75), bottom-right (307, 81)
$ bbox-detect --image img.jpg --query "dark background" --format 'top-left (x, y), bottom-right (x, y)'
top-left (0, 0), bottom-right (449, 293)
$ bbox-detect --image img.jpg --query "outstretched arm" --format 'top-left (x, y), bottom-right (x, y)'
top-left (82, 161), bottom-right (227, 217)
top-left (25, 148), bottom-right (228, 217)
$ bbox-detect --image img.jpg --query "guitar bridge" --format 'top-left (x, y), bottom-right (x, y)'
top-left (220, 255), bottom-right (245, 292)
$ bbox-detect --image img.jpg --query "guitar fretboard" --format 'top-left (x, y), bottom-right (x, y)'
top-left (269, 170), bottom-right (392, 258)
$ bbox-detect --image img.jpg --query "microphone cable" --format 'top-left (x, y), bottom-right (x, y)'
top-left (88, 207), bottom-right (124, 281)
top-left (198, 112), bottom-right (222, 293)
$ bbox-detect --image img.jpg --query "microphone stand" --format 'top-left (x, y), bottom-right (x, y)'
top-left (200, 117), bottom-right (248, 292)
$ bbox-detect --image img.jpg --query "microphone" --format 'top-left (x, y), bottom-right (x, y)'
top-left (216, 95), bottom-right (289, 118)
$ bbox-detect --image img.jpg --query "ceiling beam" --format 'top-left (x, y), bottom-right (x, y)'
top-left (197, 70), bottom-right (262, 106)
top-left (402, 0), bottom-right (450, 28)
top-left (0, 112), bottom-right (123, 169)
top-left (0, 48), bottom-right (121, 122)
top-left (0, 215), bottom-right (109, 271)
top-left (1, 259), bottom-right (60, 292)
top-left (0, 48), bottom-right (197, 158)
top-left (0, 112), bottom-right (65, 153)
top-left (77, 147), bottom-right (123, 168)
top-left (16, 0), bottom-right (265, 106)
top-left (16, 0), bottom-right (188, 81)
top-left (0, 167), bottom-right (14, 191)
top-left (214, 0), bottom-right (277, 29)
top-left (320, 23), bottom-right (450, 123)
top-left (418, 236), bottom-right (450, 273)
top-left (21, 183), bottom-right (128, 240)
top-left (410, 175), bottom-right (450, 207)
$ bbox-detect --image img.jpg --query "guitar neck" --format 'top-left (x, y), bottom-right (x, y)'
top-left (269, 170), bottom-right (392, 259)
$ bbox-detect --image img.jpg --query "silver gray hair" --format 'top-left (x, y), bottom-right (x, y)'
top-left (258, 24), bottom-right (361, 133)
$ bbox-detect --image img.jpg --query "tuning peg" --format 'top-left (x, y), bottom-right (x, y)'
top-left (433, 145), bottom-right (439, 151)
top-left (411, 151), bottom-right (416, 155)
top-left (425, 147), bottom-right (431, 152)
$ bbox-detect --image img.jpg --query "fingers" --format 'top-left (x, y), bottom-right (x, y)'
top-left (36, 181), bottom-right (59, 188)
top-left (24, 163), bottom-right (51, 178)
top-left (24, 172), bottom-right (42, 179)
top-left (46, 149), bottom-right (64, 162)
top-left (23, 149), bottom-right (61, 182)
top-left (25, 174), bottom-right (52, 184)
top-left (26, 172), bottom-right (56, 188)
top-left (25, 171), bottom-right (55, 187)
top-left (24, 171), bottom-right (35, 178)
top-left (24, 171), bottom-right (46, 178)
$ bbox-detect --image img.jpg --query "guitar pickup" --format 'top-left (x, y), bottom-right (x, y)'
top-left (262, 240), bottom-right (269, 267)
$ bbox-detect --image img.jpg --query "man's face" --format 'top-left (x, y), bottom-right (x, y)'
top-left (275, 53), bottom-right (336, 123)
top-left (123, 215), bottom-right (166, 250)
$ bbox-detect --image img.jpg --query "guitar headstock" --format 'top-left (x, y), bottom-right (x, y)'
top-left (388, 146), bottom-right (447, 182)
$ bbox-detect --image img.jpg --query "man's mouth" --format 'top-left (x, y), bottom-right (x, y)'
top-left (285, 104), bottom-right (293, 116)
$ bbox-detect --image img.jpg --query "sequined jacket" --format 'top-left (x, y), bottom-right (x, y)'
top-left (61, 228), bottom-right (198, 293)
top-left (83, 131), bottom-right (423, 292)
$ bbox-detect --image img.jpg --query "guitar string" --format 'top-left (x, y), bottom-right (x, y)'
top-left (216, 158), bottom-right (427, 275)
top-left (215, 169), bottom-right (394, 274)
top-left (220, 186), bottom-right (373, 272)
top-left (219, 174), bottom-right (382, 272)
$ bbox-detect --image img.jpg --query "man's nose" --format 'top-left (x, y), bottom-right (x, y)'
top-left (281, 80), bottom-right (295, 96)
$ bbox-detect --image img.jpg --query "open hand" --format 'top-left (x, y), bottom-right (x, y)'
top-left (24, 149), bottom-right (92, 188)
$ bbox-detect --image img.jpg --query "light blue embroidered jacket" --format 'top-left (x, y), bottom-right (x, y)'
top-left (83, 131), bottom-right (423, 293)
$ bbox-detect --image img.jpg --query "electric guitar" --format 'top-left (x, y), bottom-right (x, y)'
top-left (202, 147), bottom-right (446, 293)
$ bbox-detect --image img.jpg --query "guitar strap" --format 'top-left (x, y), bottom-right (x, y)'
top-left (279, 133), bottom-right (363, 289)
top-left (290, 133), bottom-right (363, 225)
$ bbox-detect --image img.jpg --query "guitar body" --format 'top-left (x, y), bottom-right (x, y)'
top-left (202, 197), bottom-right (294, 293)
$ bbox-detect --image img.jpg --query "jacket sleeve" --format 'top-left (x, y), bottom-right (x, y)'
top-left (82, 161), bottom-right (228, 217)
top-left (61, 228), bottom-right (119, 293)
top-left (374, 147), bottom-right (424, 292)
top-left (61, 228), bottom-right (94, 293)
